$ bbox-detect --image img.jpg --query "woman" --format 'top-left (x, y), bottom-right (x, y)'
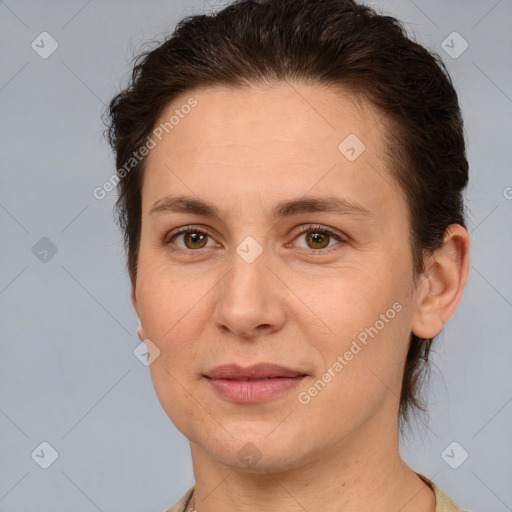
top-left (105, 1), bottom-right (470, 510)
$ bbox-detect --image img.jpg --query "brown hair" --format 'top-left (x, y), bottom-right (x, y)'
top-left (105, 0), bottom-right (468, 425)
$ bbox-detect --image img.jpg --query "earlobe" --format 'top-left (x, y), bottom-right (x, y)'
top-left (136, 321), bottom-right (145, 341)
top-left (411, 224), bottom-right (470, 340)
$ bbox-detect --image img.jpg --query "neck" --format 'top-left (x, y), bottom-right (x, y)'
top-left (187, 411), bottom-right (435, 512)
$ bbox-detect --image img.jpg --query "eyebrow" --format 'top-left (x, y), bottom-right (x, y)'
top-left (149, 195), bottom-right (373, 219)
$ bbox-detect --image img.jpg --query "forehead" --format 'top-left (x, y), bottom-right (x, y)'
top-left (142, 82), bottom-right (404, 220)
top-left (151, 83), bottom-right (381, 158)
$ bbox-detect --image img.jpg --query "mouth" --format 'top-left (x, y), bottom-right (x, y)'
top-left (204, 363), bottom-right (308, 403)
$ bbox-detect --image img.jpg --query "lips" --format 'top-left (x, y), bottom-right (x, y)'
top-left (204, 363), bottom-right (307, 403)
top-left (205, 363), bottom-right (306, 380)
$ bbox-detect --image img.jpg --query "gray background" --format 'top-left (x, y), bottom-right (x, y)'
top-left (0, 0), bottom-right (511, 510)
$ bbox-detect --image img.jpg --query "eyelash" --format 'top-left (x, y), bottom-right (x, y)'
top-left (163, 224), bottom-right (346, 255)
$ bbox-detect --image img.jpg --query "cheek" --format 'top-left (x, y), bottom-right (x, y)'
top-left (135, 264), bottom-right (202, 391)
top-left (136, 266), bottom-right (208, 434)
top-left (135, 246), bottom-right (205, 340)
top-left (298, 264), bottom-right (412, 399)
top-left (294, 305), bottom-right (410, 439)
top-left (148, 357), bottom-right (207, 443)
top-left (296, 259), bottom-right (407, 340)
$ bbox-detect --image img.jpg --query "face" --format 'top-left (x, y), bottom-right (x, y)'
top-left (132, 83), bottom-right (422, 472)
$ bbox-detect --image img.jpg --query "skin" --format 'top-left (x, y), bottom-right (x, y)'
top-left (132, 83), bottom-right (470, 512)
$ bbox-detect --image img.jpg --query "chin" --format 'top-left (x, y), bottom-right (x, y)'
top-left (190, 423), bottom-right (319, 473)
top-left (215, 444), bottom-right (309, 474)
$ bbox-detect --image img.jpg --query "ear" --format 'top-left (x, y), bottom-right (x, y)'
top-left (131, 286), bottom-right (146, 341)
top-left (411, 224), bottom-right (470, 339)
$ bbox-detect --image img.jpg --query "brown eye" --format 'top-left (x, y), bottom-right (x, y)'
top-left (166, 227), bottom-right (216, 251)
top-left (291, 225), bottom-right (346, 253)
top-left (305, 231), bottom-right (331, 249)
top-left (182, 232), bottom-right (208, 249)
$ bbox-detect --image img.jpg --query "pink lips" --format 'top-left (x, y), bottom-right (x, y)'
top-left (204, 363), bottom-right (307, 403)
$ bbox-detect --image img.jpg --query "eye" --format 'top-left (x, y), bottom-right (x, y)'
top-left (290, 225), bottom-right (346, 252)
top-left (163, 224), bottom-right (346, 255)
top-left (164, 226), bottom-right (218, 251)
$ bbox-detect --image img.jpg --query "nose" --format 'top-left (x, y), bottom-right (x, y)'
top-left (212, 246), bottom-right (287, 339)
